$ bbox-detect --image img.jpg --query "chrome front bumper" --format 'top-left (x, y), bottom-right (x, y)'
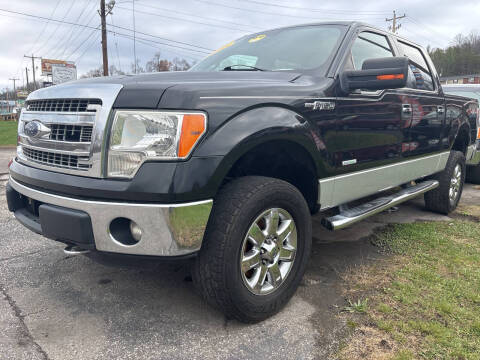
top-left (9, 177), bottom-right (213, 257)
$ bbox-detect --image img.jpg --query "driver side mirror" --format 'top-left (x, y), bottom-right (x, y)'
top-left (340, 57), bottom-right (409, 94)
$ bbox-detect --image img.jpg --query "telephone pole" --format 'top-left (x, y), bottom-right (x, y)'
top-left (24, 54), bottom-right (41, 90)
top-left (25, 67), bottom-right (29, 90)
top-left (9, 78), bottom-right (19, 101)
top-left (100, 0), bottom-right (109, 76)
top-left (99, 0), bottom-right (115, 76)
top-left (386, 10), bottom-right (406, 34)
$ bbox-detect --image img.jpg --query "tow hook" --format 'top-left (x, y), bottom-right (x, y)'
top-left (64, 245), bottom-right (90, 256)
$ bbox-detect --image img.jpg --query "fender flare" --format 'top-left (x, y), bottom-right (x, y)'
top-left (195, 106), bottom-right (322, 193)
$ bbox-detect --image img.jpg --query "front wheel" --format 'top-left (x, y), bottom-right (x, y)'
top-left (424, 150), bottom-right (466, 214)
top-left (193, 176), bottom-right (312, 323)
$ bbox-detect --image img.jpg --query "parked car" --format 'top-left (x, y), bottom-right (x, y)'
top-left (442, 84), bottom-right (480, 183)
top-left (6, 21), bottom-right (479, 323)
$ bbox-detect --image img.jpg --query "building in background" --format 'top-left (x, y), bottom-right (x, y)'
top-left (440, 74), bottom-right (480, 85)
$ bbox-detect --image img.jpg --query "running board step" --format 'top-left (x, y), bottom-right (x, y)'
top-left (321, 180), bottom-right (439, 231)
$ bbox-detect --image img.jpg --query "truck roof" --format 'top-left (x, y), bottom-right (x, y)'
top-left (260, 21), bottom-right (425, 50)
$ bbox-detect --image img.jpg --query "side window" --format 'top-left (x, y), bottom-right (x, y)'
top-left (398, 41), bottom-right (434, 91)
top-left (350, 32), bottom-right (393, 70)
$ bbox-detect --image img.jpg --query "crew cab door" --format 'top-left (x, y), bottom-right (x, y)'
top-left (321, 31), bottom-right (409, 208)
top-left (334, 31), bottom-right (406, 172)
top-left (394, 39), bottom-right (445, 157)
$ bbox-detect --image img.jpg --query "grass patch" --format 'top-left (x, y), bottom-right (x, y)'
top-left (0, 121), bottom-right (18, 146)
top-left (339, 209), bottom-right (480, 359)
top-left (343, 298), bottom-right (369, 314)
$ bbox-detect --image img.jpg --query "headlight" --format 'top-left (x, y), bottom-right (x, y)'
top-left (108, 110), bottom-right (207, 178)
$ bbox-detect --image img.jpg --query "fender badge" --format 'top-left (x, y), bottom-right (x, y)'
top-left (305, 101), bottom-right (335, 111)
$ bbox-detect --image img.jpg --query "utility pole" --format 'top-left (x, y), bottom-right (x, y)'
top-left (133, 0), bottom-right (137, 74)
top-left (386, 10), bottom-right (406, 34)
top-left (25, 67), bottom-right (29, 90)
top-left (24, 54), bottom-right (41, 90)
top-left (100, 0), bottom-right (109, 76)
top-left (9, 78), bottom-right (19, 102)
top-left (99, 0), bottom-right (115, 76)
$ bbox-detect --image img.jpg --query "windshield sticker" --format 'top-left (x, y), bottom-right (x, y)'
top-left (210, 41), bottom-right (235, 56)
top-left (248, 34), bottom-right (266, 43)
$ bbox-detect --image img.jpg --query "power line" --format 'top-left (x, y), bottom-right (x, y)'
top-left (30, 0), bottom-right (63, 54)
top-left (0, 7), bottom-right (213, 52)
top-left (35, 0), bottom-right (77, 56)
top-left (115, 5), bottom-right (250, 32)
top-left (107, 28), bottom-right (212, 54)
top-left (235, 0), bottom-right (391, 15)
top-left (75, 32), bottom-right (101, 62)
top-left (56, 0), bottom-right (96, 59)
top-left (110, 13), bottom-right (122, 71)
top-left (68, 24), bottom-right (101, 59)
top-left (63, 8), bottom-right (99, 59)
top-left (134, 2), bottom-right (255, 30)
top-left (105, 23), bottom-right (213, 51)
top-left (190, 0), bottom-right (387, 21)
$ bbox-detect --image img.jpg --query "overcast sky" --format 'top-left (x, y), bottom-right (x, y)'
top-left (0, 0), bottom-right (479, 90)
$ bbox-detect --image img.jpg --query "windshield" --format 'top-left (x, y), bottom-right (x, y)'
top-left (443, 88), bottom-right (480, 102)
top-left (190, 25), bottom-right (346, 73)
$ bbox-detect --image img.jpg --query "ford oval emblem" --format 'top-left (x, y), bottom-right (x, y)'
top-left (24, 121), bottom-right (40, 137)
top-left (24, 120), bottom-right (50, 138)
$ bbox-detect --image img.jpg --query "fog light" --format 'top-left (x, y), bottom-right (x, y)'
top-left (129, 220), bottom-right (143, 242)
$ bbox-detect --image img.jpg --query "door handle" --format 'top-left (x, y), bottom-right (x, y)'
top-left (437, 106), bottom-right (445, 114)
top-left (402, 104), bottom-right (412, 114)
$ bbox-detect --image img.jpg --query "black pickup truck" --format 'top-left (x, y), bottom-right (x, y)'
top-left (6, 21), bottom-right (479, 322)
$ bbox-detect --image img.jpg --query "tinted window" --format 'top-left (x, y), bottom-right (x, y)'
top-left (350, 32), bottom-right (393, 70)
top-left (398, 41), bottom-right (434, 91)
top-left (191, 25), bottom-right (346, 73)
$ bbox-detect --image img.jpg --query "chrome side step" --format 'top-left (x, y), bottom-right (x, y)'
top-left (321, 180), bottom-right (439, 231)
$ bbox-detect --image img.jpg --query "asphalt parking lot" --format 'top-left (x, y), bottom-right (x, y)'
top-left (1, 147), bottom-right (478, 360)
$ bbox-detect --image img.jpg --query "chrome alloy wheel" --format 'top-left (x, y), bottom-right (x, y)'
top-left (240, 208), bottom-right (297, 295)
top-left (449, 164), bottom-right (462, 203)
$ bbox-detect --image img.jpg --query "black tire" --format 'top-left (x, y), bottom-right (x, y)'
top-left (193, 176), bottom-right (312, 323)
top-left (466, 164), bottom-right (480, 184)
top-left (424, 150), bottom-right (466, 215)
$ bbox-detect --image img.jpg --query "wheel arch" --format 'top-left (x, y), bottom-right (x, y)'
top-left (452, 124), bottom-right (471, 155)
top-left (196, 106), bottom-right (322, 212)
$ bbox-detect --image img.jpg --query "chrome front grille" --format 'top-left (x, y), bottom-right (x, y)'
top-left (22, 147), bottom-right (91, 171)
top-left (26, 98), bottom-right (102, 112)
top-left (49, 124), bottom-right (93, 142)
top-left (18, 83), bottom-right (123, 178)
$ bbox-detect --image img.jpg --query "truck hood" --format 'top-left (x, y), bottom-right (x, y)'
top-left (65, 71), bottom-right (304, 109)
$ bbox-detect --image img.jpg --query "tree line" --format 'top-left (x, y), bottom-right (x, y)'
top-left (82, 53), bottom-right (193, 78)
top-left (429, 31), bottom-right (480, 77)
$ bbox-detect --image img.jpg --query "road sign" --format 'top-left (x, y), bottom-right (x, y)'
top-left (51, 65), bottom-right (77, 84)
top-left (41, 59), bottom-right (76, 76)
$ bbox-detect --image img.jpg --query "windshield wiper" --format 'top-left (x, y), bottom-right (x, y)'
top-left (222, 64), bottom-right (266, 71)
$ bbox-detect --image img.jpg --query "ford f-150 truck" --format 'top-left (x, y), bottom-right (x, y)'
top-left (6, 22), bottom-right (480, 323)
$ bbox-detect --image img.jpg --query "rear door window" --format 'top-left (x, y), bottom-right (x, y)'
top-left (398, 41), bottom-right (434, 91)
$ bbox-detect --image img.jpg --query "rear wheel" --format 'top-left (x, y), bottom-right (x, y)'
top-left (424, 151), bottom-right (466, 214)
top-left (193, 176), bottom-right (312, 323)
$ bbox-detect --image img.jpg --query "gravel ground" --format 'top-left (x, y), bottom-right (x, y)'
top-left (1, 147), bottom-right (478, 360)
